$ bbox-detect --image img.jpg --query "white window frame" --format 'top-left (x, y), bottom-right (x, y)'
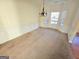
top-left (51, 12), bottom-right (60, 24)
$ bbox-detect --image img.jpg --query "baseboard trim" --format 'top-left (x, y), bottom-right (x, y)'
top-left (0, 24), bottom-right (39, 44)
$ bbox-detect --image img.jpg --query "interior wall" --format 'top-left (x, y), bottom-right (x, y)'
top-left (65, 0), bottom-right (79, 32)
top-left (0, 20), bottom-right (9, 43)
top-left (39, 3), bottom-right (64, 29)
top-left (39, 0), bottom-right (79, 34)
top-left (69, 7), bottom-right (79, 42)
top-left (0, 0), bottom-right (40, 44)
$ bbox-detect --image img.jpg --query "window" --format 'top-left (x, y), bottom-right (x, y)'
top-left (51, 12), bottom-right (60, 24)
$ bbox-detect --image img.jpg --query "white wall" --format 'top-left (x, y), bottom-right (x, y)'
top-left (69, 8), bottom-right (79, 43)
top-left (39, 3), bottom-right (64, 29)
top-left (0, 0), bottom-right (40, 44)
top-left (39, 0), bottom-right (79, 34)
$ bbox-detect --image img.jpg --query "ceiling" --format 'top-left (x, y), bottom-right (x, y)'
top-left (47, 0), bottom-right (68, 5)
top-left (45, 0), bottom-right (67, 3)
top-left (35, 0), bottom-right (68, 6)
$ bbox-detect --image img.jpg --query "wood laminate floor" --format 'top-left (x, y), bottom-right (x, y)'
top-left (0, 28), bottom-right (74, 59)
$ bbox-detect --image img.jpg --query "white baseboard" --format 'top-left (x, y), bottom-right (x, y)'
top-left (22, 24), bottom-right (39, 34)
top-left (68, 34), bottom-right (75, 43)
top-left (0, 24), bottom-right (39, 44)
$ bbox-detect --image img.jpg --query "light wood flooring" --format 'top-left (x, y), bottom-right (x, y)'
top-left (0, 28), bottom-right (75, 59)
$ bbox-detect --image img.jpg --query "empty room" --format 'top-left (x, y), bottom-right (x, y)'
top-left (0, 0), bottom-right (79, 59)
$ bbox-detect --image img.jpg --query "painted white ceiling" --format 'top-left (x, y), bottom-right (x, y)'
top-left (35, 0), bottom-right (68, 6)
top-left (46, 0), bottom-right (67, 2)
top-left (45, 0), bottom-right (68, 4)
